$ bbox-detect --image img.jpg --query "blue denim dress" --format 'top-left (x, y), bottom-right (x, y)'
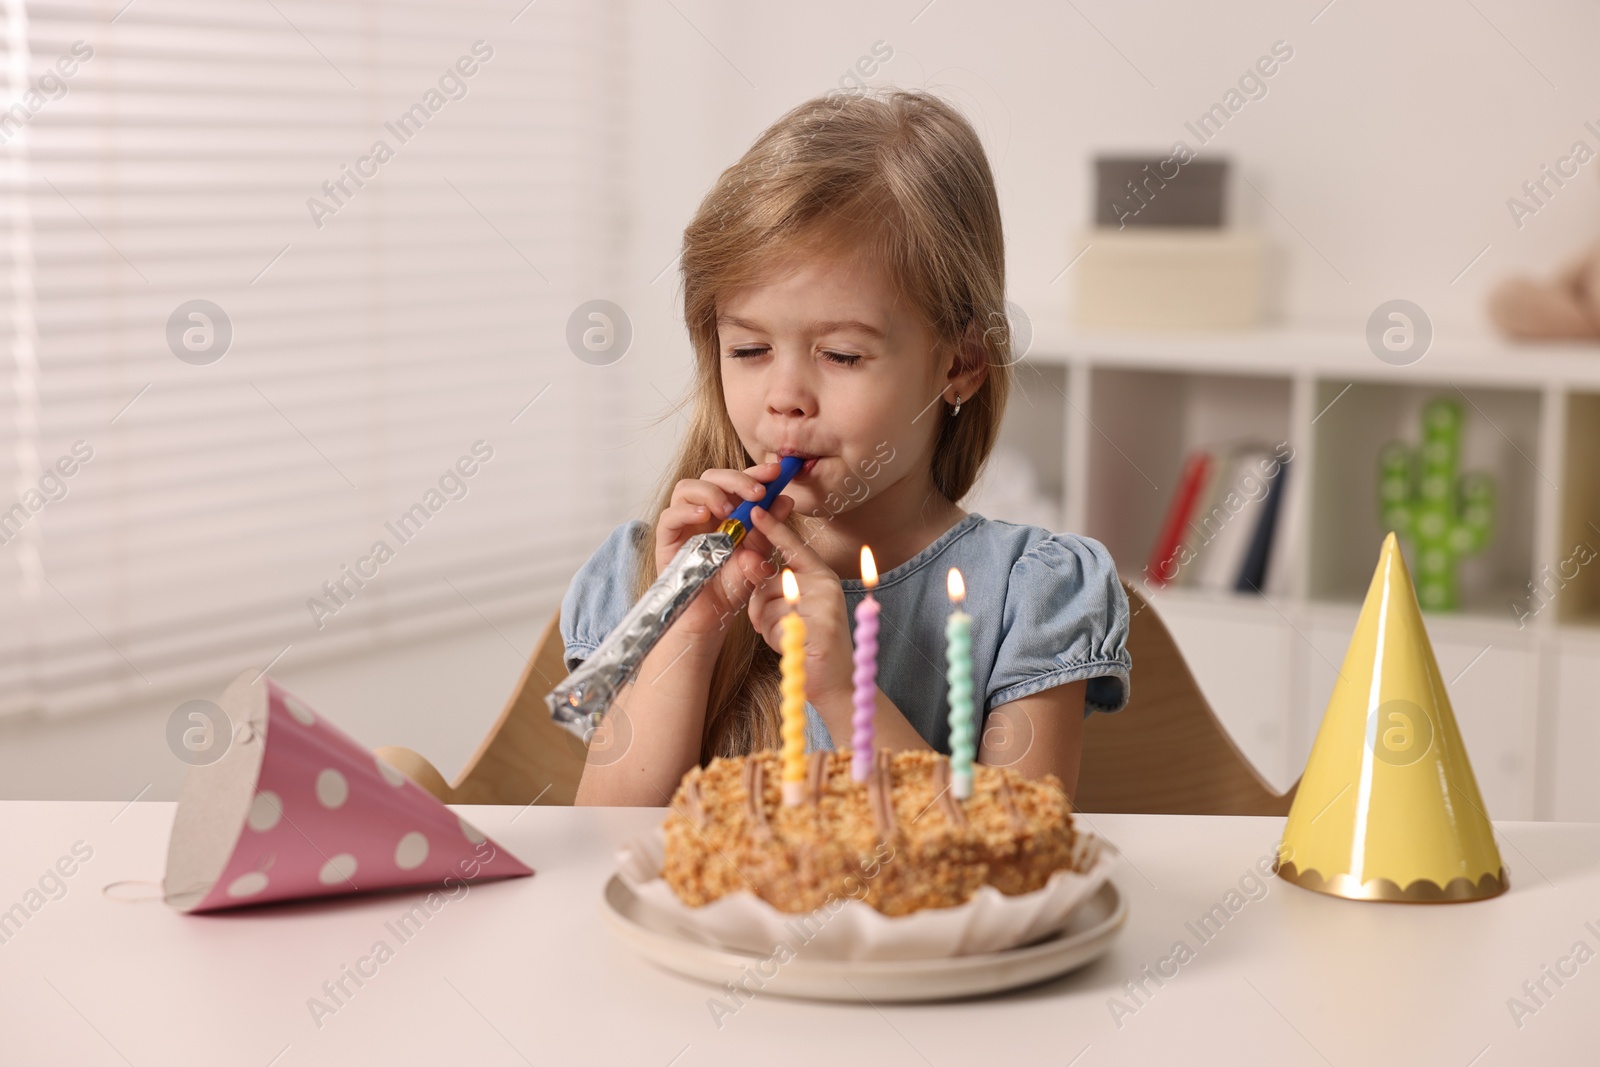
top-left (560, 514), bottom-right (1132, 755)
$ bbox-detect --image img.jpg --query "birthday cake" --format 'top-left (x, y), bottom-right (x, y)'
top-left (660, 748), bottom-right (1090, 917)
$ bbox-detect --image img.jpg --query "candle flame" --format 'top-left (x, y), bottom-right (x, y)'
top-left (947, 567), bottom-right (965, 602)
top-left (782, 568), bottom-right (800, 603)
top-left (860, 546), bottom-right (878, 587)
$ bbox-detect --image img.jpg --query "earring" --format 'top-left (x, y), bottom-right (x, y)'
top-left (951, 391), bottom-right (962, 416)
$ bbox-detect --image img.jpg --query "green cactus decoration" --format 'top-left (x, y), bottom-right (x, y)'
top-left (1377, 397), bottom-right (1496, 612)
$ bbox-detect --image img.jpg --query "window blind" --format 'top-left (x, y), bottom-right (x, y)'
top-left (1, 0), bottom-right (629, 718)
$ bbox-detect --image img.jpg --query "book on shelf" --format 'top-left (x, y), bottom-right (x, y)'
top-left (1236, 455), bottom-right (1288, 593)
top-left (1261, 450), bottom-right (1300, 597)
top-left (1190, 447), bottom-right (1265, 590)
top-left (1144, 450), bottom-right (1212, 586)
top-left (1145, 443), bottom-right (1290, 595)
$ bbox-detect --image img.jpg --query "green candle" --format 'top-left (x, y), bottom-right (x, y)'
top-left (946, 567), bottom-right (974, 800)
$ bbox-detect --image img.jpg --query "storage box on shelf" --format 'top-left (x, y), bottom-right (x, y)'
top-left (965, 325), bottom-right (1600, 819)
top-left (1073, 230), bottom-right (1267, 331)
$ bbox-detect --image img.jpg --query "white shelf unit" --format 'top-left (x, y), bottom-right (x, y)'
top-left (984, 327), bottom-right (1600, 821)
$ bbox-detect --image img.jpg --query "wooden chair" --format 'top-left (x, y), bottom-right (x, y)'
top-left (1074, 583), bottom-right (1298, 816)
top-left (376, 614), bottom-right (587, 806)
top-left (378, 585), bottom-right (1298, 815)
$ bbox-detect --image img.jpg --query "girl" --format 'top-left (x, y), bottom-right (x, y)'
top-left (563, 90), bottom-right (1130, 807)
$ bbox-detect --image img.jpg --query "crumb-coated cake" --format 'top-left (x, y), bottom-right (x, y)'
top-left (660, 748), bottom-right (1089, 917)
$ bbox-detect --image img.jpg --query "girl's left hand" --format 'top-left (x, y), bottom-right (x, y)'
top-left (745, 505), bottom-right (855, 709)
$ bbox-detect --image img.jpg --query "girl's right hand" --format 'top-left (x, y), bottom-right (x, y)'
top-left (657, 461), bottom-right (795, 636)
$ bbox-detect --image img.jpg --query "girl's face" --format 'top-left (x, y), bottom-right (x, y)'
top-left (716, 249), bottom-right (973, 521)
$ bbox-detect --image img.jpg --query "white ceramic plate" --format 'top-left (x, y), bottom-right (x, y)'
top-left (600, 875), bottom-right (1128, 1002)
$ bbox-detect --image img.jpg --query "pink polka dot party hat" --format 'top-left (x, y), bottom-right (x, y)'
top-left (163, 670), bottom-right (533, 913)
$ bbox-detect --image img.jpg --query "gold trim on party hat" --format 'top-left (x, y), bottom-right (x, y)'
top-left (1277, 533), bottom-right (1506, 903)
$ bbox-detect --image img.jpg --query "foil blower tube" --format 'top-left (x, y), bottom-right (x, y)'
top-left (546, 455), bottom-right (804, 742)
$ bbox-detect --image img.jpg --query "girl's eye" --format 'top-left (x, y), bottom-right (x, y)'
top-left (726, 346), bottom-right (861, 366)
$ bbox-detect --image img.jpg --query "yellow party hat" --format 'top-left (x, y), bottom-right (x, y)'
top-left (1277, 533), bottom-right (1506, 902)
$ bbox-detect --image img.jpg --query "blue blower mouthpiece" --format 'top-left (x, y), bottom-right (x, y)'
top-left (726, 455), bottom-right (805, 532)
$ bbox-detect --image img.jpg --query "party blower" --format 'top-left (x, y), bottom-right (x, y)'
top-left (547, 455), bottom-right (805, 739)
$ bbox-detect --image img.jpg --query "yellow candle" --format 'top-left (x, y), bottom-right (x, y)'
top-left (779, 568), bottom-right (807, 806)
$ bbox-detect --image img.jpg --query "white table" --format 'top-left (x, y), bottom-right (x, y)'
top-left (1, 802), bottom-right (1595, 1065)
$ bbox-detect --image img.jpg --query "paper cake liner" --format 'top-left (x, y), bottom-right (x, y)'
top-left (615, 825), bottom-right (1119, 961)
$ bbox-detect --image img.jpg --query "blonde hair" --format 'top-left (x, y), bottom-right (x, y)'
top-left (638, 89), bottom-right (1013, 762)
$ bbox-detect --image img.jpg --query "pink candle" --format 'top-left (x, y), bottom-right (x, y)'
top-left (852, 546), bottom-right (880, 782)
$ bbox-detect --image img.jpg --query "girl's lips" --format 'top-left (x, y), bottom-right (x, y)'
top-left (776, 452), bottom-right (821, 476)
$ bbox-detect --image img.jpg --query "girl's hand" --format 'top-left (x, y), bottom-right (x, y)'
top-left (657, 462), bottom-right (797, 637)
top-left (744, 505), bottom-right (855, 709)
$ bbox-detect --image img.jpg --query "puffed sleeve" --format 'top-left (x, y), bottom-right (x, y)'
top-left (559, 520), bottom-right (652, 672)
top-left (988, 533), bottom-right (1132, 716)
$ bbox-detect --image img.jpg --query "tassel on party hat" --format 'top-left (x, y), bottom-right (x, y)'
top-left (1277, 533), bottom-right (1506, 903)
